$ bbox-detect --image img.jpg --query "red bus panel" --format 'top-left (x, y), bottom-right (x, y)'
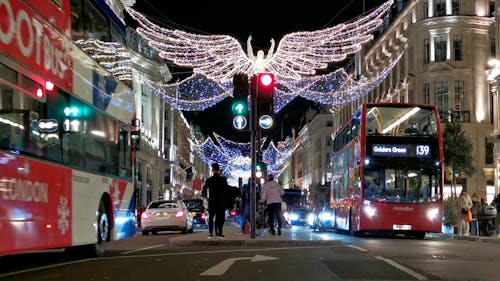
top-left (0, 0), bottom-right (73, 91)
top-left (0, 153), bottom-right (72, 255)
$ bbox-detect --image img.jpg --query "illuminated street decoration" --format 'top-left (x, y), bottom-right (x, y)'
top-left (75, 39), bottom-right (132, 81)
top-left (190, 133), bottom-right (296, 179)
top-left (125, 1), bottom-right (393, 84)
top-left (122, 1), bottom-right (398, 111)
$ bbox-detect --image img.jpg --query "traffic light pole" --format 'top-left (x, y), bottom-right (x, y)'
top-left (249, 82), bottom-right (257, 239)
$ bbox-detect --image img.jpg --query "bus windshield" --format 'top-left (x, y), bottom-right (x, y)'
top-left (365, 106), bottom-right (438, 136)
top-left (363, 167), bottom-right (441, 203)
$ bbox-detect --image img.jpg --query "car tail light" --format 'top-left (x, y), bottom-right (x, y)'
top-left (201, 213), bottom-right (206, 219)
top-left (141, 212), bottom-right (149, 220)
top-left (175, 210), bottom-right (185, 218)
top-left (231, 210), bottom-right (236, 216)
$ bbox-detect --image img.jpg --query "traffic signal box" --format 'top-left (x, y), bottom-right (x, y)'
top-left (251, 73), bottom-right (275, 129)
top-left (232, 73), bottom-right (249, 130)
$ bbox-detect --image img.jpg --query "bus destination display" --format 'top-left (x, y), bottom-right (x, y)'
top-left (372, 144), bottom-right (431, 158)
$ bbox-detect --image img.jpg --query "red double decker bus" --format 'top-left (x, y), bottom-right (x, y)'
top-left (0, 0), bottom-right (137, 257)
top-left (330, 103), bottom-right (444, 238)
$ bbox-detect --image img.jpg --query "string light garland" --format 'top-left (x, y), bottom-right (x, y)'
top-left (75, 39), bottom-right (132, 81)
top-left (190, 133), bottom-right (297, 179)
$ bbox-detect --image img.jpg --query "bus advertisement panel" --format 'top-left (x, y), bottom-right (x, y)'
top-left (0, 0), bottom-right (136, 257)
top-left (330, 103), bottom-right (444, 238)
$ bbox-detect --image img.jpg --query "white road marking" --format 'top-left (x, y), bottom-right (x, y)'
top-left (121, 244), bottom-right (167, 254)
top-left (345, 245), bottom-right (368, 252)
top-left (200, 255), bottom-right (279, 276)
top-left (375, 256), bottom-right (428, 280)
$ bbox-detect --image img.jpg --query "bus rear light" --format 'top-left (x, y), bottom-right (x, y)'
top-left (45, 81), bottom-right (54, 91)
top-left (35, 88), bottom-right (44, 98)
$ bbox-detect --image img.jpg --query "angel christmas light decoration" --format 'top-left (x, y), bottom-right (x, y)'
top-left (125, 1), bottom-right (399, 112)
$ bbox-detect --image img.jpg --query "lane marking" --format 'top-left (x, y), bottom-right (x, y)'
top-left (1, 245), bottom-right (339, 278)
top-left (375, 256), bottom-right (427, 280)
top-left (345, 245), bottom-right (368, 252)
top-left (200, 255), bottom-right (279, 276)
top-left (121, 244), bottom-right (167, 254)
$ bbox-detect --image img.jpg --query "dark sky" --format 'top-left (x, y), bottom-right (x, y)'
top-left (131, 0), bottom-right (390, 143)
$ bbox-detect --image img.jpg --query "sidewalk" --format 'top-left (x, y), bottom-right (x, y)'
top-left (169, 224), bottom-right (500, 246)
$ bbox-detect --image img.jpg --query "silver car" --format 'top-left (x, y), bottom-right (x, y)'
top-left (141, 200), bottom-right (194, 235)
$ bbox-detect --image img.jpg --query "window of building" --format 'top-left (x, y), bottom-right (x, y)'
top-left (453, 35), bottom-right (463, 61)
top-left (490, 1), bottom-right (495, 17)
top-left (491, 37), bottom-right (496, 59)
top-left (485, 138), bottom-right (494, 164)
top-left (452, 0), bottom-right (460, 15)
top-left (435, 0), bottom-right (446, 16)
top-left (423, 1), bottom-right (429, 19)
top-left (435, 35), bottom-right (447, 62)
top-left (424, 83), bottom-right (430, 104)
top-left (454, 81), bottom-right (464, 110)
top-left (435, 81), bottom-right (449, 114)
top-left (424, 39), bottom-right (430, 64)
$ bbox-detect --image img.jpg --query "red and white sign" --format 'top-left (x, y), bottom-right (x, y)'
top-left (0, 153), bottom-right (72, 255)
top-left (0, 0), bottom-right (73, 90)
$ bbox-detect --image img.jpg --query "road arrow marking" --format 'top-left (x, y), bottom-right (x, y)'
top-left (200, 255), bottom-right (279, 276)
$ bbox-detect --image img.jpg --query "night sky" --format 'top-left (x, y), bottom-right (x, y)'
top-left (130, 0), bottom-right (390, 143)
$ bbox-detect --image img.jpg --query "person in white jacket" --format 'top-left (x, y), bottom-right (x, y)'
top-left (260, 174), bottom-right (285, 235)
top-left (457, 191), bottom-right (473, 236)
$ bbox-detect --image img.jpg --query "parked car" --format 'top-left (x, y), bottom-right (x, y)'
top-left (141, 199), bottom-right (194, 235)
top-left (182, 199), bottom-right (207, 226)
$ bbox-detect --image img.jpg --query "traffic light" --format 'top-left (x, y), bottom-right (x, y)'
top-left (255, 162), bottom-right (265, 179)
top-left (232, 73), bottom-right (249, 130)
top-left (251, 73), bottom-right (275, 129)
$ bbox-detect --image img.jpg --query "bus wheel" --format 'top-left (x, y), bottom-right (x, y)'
top-left (97, 203), bottom-right (110, 243)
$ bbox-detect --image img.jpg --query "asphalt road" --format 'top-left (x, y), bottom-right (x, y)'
top-left (2, 226), bottom-right (500, 281)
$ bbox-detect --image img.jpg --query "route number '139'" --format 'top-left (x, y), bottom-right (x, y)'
top-left (415, 145), bottom-right (430, 157)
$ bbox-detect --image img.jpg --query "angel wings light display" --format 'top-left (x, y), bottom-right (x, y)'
top-left (125, 0), bottom-right (399, 112)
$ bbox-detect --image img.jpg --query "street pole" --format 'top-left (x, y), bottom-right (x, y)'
top-left (249, 77), bottom-right (256, 239)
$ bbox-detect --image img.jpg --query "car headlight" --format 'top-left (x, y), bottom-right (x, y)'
top-left (307, 213), bottom-right (315, 225)
top-left (319, 212), bottom-right (332, 221)
top-left (290, 213), bottom-right (299, 221)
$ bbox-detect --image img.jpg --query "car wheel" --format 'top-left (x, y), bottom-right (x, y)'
top-left (142, 230), bottom-right (149, 235)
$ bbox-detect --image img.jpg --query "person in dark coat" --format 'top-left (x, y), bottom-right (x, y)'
top-left (202, 163), bottom-right (228, 238)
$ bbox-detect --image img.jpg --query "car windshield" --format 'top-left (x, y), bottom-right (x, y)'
top-left (149, 201), bottom-right (180, 209)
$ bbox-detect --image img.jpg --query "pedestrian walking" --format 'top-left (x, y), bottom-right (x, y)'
top-left (260, 174), bottom-right (285, 235)
top-left (456, 191), bottom-right (473, 236)
top-left (237, 179), bottom-right (251, 234)
top-left (202, 163), bottom-right (228, 239)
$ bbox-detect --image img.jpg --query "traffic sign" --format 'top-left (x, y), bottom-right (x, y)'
top-left (233, 116), bottom-right (247, 130)
top-left (258, 115), bottom-right (273, 129)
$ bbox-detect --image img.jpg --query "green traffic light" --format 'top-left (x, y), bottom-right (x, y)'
top-left (64, 106), bottom-right (80, 117)
top-left (232, 100), bottom-right (247, 115)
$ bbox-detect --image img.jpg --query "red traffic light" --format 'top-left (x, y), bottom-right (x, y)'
top-left (259, 73), bottom-right (274, 87)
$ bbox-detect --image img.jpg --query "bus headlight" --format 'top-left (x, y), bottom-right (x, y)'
top-left (426, 207), bottom-right (439, 220)
top-left (363, 205), bottom-right (376, 218)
